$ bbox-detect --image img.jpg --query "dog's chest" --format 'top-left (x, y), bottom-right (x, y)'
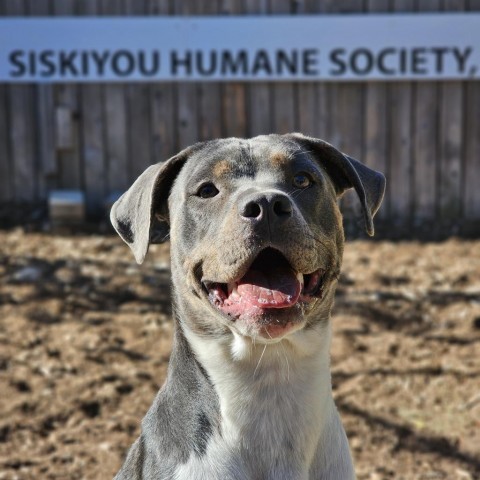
top-left (175, 334), bottom-right (334, 480)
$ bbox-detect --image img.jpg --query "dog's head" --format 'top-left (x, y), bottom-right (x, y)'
top-left (111, 134), bottom-right (385, 344)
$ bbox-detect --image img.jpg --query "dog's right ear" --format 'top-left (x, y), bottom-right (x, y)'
top-left (286, 133), bottom-right (385, 236)
top-left (110, 147), bottom-right (193, 264)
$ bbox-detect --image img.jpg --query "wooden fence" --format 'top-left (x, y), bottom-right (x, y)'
top-left (0, 0), bottom-right (479, 238)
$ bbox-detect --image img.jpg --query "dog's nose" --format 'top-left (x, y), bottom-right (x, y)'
top-left (238, 191), bottom-right (292, 222)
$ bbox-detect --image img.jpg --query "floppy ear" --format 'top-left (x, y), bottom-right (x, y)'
top-left (287, 133), bottom-right (386, 236)
top-left (110, 147), bottom-right (193, 264)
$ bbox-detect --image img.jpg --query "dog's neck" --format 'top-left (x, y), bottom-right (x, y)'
top-left (181, 319), bottom-right (346, 479)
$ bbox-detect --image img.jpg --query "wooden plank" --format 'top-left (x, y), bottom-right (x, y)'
top-left (78, 0), bottom-right (106, 216)
top-left (53, 0), bottom-right (82, 190)
top-left (315, 0), bottom-right (343, 225)
top-left (198, 80), bottom-right (223, 141)
top-left (363, 0), bottom-right (390, 223)
top-left (5, 0), bottom-right (37, 203)
top-left (9, 83), bottom-right (37, 200)
top-left (440, 95), bottom-right (464, 225)
top-left (314, 84), bottom-right (330, 141)
top-left (412, 0), bottom-right (441, 228)
top-left (222, 81), bottom-right (246, 138)
top-left (313, 1), bottom-right (338, 142)
top-left (176, 81), bottom-right (199, 149)
top-left (197, 0), bottom-right (222, 142)
top-left (297, 82), bottom-right (317, 137)
top-left (0, 84), bottom-right (10, 203)
top-left (317, 0), bottom-right (349, 146)
top-left (412, 83), bottom-right (438, 224)
top-left (387, 0), bottom-right (415, 230)
top-left (331, 0), bottom-right (364, 156)
top-left (148, 0), bottom-right (176, 160)
top-left (244, 0), bottom-right (272, 137)
top-left (438, 0), bottom-right (465, 227)
top-left (101, 0), bottom-right (129, 193)
top-left (324, 0), bottom-right (365, 234)
top-left (464, 0), bottom-right (480, 220)
top-left (36, 86), bottom-right (55, 179)
top-left (125, 0), bottom-right (153, 177)
top-left (464, 81), bottom-right (480, 220)
top-left (0, 1), bottom-right (12, 203)
top-left (29, 0), bottom-right (55, 199)
top-left (173, 0), bottom-right (199, 150)
top-left (270, 0), bottom-right (296, 134)
top-left (336, 80), bottom-right (365, 233)
top-left (55, 106), bottom-right (74, 150)
top-left (388, 87), bottom-right (413, 227)
top-left (294, 0), bottom-right (316, 137)
top-left (150, 78), bottom-right (176, 161)
top-left (220, 0), bottom-right (246, 138)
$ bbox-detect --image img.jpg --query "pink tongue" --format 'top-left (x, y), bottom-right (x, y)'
top-left (235, 267), bottom-right (301, 309)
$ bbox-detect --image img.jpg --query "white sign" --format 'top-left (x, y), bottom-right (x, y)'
top-left (0, 14), bottom-right (479, 83)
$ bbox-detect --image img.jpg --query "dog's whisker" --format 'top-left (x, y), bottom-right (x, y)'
top-left (279, 340), bottom-right (290, 383)
top-left (286, 187), bottom-right (302, 197)
top-left (253, 344), bottom-right (267, 378)
top-left (264, 330), bottom-right (290, 383)
top-left (290, 188), bottom-right (306, 200)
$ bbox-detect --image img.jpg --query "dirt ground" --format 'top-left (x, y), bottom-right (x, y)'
top-left (0, 230), bottom-right (479, 480)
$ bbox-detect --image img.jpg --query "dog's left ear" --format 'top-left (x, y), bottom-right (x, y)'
top-left (110, 146), bottom-right (195, 264)
top-left (287, 133), bottom-right (386, 236)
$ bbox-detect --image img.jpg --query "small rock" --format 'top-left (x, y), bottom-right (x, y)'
top-left (12, 266), bottom-right (43, 283)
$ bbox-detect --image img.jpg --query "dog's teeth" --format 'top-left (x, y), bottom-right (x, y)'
top-left (296, 272), bottom-right (304, 285)
top-left (227, 282), bottom-right (235, 295)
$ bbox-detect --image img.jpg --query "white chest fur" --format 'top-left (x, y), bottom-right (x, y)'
top-left (175, 323), bottom-right (355, 480)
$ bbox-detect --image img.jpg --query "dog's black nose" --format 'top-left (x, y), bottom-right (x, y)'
top-left (238, 191), bottom-right (292, 222)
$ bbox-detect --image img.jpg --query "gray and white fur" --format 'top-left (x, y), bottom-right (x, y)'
top-left (110, 133), bottom-right (386, 480)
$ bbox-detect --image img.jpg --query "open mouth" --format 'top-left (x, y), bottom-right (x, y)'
top-left (203, 248), bottom-right (326, 319)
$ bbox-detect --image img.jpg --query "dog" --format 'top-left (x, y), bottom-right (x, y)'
top-left (110, 133), bottom-right (385, 480)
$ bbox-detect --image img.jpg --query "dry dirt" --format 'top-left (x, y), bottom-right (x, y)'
top-left (0, 230), bottom-right (479, 480)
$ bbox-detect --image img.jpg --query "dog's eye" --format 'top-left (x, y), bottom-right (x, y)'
top-left (293, 173), bottom-right (313, 189)
top-left (197, 183), bottom-right (219, 198)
